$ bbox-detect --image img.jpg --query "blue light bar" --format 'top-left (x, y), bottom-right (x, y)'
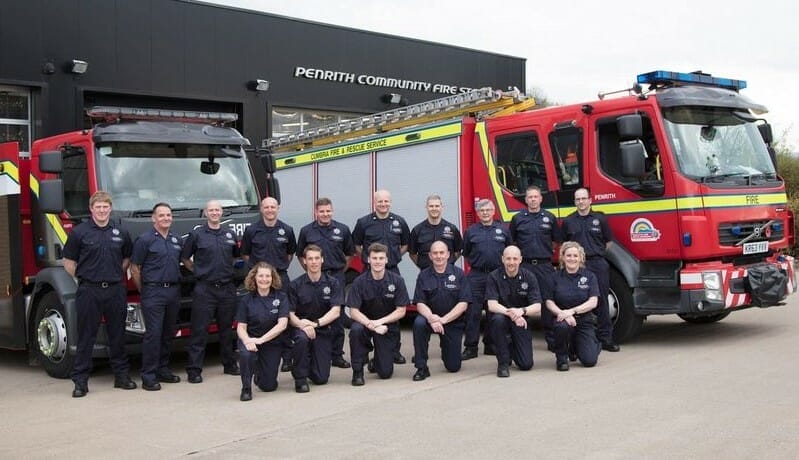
top-left (637, 70), bottom-right (747, 91)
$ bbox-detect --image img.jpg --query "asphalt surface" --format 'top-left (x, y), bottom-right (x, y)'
top-left (2, 299), bottom-right (798, 459)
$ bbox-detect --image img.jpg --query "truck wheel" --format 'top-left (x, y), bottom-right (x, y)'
top-left (678, 311), bottom-right (731, 324)
top-left (609, 269), bottom-right (644, 343)
top-left (33, 292), bottom-right (74, 379)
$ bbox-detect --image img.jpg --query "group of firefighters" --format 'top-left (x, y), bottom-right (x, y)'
top-left (64, 185), bottom-right (620, 401)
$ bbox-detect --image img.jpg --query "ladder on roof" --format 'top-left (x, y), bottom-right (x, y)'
top-left (263, 87), bottom-right (536, 153)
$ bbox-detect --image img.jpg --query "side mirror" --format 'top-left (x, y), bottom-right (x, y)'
top-left (39, 179), bottom-right (65, 213)
top-left (758, 123), bottom-right (774, 145)
top-left (620, 141), bottom-right (646, 177)
top-left (260, 154), bottom-right (276, 174)
top-left (617, 114), bottom-right (643, 140)
top-left (265, 177), bottom-right (281, 204)
top-left (39, 151), bottom-right (63, 174)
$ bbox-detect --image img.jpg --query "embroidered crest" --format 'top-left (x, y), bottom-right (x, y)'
top-left (112, 228), bottom-right (120, 235)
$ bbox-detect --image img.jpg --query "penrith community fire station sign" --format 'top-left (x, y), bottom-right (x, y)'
top-left (293, 66), bottom-right (478, 95)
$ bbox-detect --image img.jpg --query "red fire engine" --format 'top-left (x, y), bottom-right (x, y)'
top-left (267, 71), bottom-right (795, 342)
top-left (0, 107), bottom-right (277, 377)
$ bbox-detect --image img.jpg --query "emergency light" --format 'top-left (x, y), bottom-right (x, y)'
top-left (86, 106), bottom-right (239, 124)
top-left (637, 70), bottom-right (746, 91)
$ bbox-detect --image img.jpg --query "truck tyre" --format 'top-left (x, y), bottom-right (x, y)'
top-left (678, 311), bottom-right (731, 324)
top-left (33, 292), bottom-right (74, 379)
top-left (609, 269), bottom-right (644, 343)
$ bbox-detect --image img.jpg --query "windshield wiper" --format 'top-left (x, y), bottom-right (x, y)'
top-left (223, 205), bottom-right (258, 215)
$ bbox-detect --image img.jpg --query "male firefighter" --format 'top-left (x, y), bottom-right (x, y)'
top-left (63, 191), bottom-right (136, 397)
top-left (296, 197), bottom-right (355, 369)
top-left (181, 199), bottom-right (240, 383)
top-left (411, 241), bottom-right (470, 381)
top-left (409, 194), bottom-right (463, 270)
top-left (485, 245), bottom-right (542, 378)
top-left (130, 202), bottom-right (183, 391)
top-left (241, 196), bottom-right (297, 371)
top-left (346, 243), bottom-right (409, 386)
top-left (352, 189), bottom-right (411, 364)
top-left (509, 185), bottom-right (560, 349)
top-left (288, 244), bottom-right (344, 393)
top-left (561, 188), bottom-right (620, 352)
top-left (460, 199), bottom-right (511, 359)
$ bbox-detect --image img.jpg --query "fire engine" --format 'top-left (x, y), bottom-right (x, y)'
top-left (0, 107), bottom-right (277, 378)
top-left (266, 71), bottom-right (795, 343)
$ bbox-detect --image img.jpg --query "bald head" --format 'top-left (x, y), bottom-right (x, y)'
top-left (205, 199), bottom-right (223, 228)
top-left (501, 245), bottom-right (522, 276)
top-left (260, 196), bottom-right (280, 224)
top-left (373, 189), bottom-right (392, 218)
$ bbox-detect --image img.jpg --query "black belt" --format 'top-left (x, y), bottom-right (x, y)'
top-left (200, 280), bottom-right (232, 288)
top-left (471, 266), bottom-right (497, 273)
top-left (523, 258), bottom-right (551, 265)
top-left (144, 282), bottom-right (179, 288)
top-left (80, 280), bottom-right (121, 288)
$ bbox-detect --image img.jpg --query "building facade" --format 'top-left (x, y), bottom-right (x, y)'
top-left (0, 0), bottom-right (525, 153)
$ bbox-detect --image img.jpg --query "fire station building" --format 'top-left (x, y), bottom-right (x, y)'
top-left (0, 0), bottom-right (525, 153)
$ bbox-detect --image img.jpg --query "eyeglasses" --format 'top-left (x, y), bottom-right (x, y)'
top-left (575, 197), bottom-right (590, 201)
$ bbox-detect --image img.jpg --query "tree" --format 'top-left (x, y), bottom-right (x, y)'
top-left (525, 86), bottom-right (555, 108)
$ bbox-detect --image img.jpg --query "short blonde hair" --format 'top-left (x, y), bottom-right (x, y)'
top-left (558, 241), bottom-right (586, 269)
top-left (244, 262), bottom-right (282, 291)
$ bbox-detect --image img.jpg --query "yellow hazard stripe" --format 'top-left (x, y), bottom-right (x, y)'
top-left (275, 121), bottom-right (463, 170)
top-left (1, 159), bottom-right (68, 245)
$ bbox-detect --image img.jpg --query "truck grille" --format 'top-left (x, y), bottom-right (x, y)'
top-left (717, 220), bottom-right (784, 246)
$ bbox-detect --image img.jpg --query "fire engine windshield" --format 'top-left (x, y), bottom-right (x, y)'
top-left (662, 107), bottom-right (776, 183)
top-left (95, 142), bottom-right (259, 212)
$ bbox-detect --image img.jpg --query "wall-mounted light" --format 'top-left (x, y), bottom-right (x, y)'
top-left (42, 61), bottom-right (56, 75)
top-left (249, 79), bottom-right (270, 91)
top-left (69, 59), bottom-right (89, 74)
top-left (381, 93), bottom-right (404, 105)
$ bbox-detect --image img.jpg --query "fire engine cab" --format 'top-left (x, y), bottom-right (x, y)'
top-left (0, 107), bottom-right (275, 377)
top-left (267, 70), bottom-right (795, 343)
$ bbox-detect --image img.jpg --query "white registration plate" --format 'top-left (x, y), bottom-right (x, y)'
top-left (743, 241), bottom-right (769, 255)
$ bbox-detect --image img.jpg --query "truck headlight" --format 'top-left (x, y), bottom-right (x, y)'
top-left (126, 303), bottom-right (146, 333)
top-left (702, 272), bottom-right (721, 290)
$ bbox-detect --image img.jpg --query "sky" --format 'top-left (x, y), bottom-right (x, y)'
top-left (209, 0), bottom-right (799, 151)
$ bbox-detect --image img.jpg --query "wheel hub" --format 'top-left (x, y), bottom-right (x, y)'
top-left (37, 310), bottom-right (67, 361)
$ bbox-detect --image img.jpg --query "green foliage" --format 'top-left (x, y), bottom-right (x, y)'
top-left (775, 132), bottom-right (798, 255)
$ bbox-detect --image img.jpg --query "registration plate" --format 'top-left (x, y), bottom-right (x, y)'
top-left (742, 241), bottom-right (769, 255)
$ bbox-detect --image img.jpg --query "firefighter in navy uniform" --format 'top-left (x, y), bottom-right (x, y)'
top-left (409, 194), bottom-right (463, 271)
top-left (544, 241), bottom-right (601, 371)
top-left (296, 197), bottom-right (354, 369)
top-left (347, 243), bottom-right (409, 386)
top-left (461, 199), bottom-right (511, 359)
top-left (130, 202), bottom-right (183, 391)
top-left (485, 245), bottom-right (542, 378)
top-left (181, 200), bottom-right (240, 383)
top-left (288, 244), bottom-right (344, 393)
top-left (561, 188), bottom-right (620, 352)
top-left (63, 191), bottom-right (136, 398)
top-left (411, 241), bottom-right (470, 381)
top-left (352, 189), bottom-right (411, 365)
top-left (509, 185), bottom-right (560, 350)
top-left (236, 262), bottom-right (289, 402)
top-left (241, 196), bottom-right (297, 371)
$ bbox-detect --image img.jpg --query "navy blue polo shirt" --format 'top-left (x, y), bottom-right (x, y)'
top-left (352, 212), bottom-right (410, 268)
top-left (413, 264), bottom-right (471, 320)
top-left (288, 273), bottom-right (344, 322)
top-left (545, 268), bottom-right (599, 309)
top-left (462, 221), bottom-right (511, 271)
top-left (296, 220), bottom-right (355, 271)
top-left (131, 229), bottom-right (183, 284)
top-left (485, 267), bottom-right (541, 308)
top-left (409, 218), bottom-right (463, 270)
top-left (63, 219), bottom-right (132, 283)
top-left (236, 290), bottom-right (290, 338)
top-left (181, 224), bottom-right (239, 282)
top-left (240, 219), bottom-right (297, 271)
top-left (346, 270), bottom-right (410, 321)
top-left (562, 211), bottom-right (614, 257)
top-left (510, 209), bottom-right (561, 260)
